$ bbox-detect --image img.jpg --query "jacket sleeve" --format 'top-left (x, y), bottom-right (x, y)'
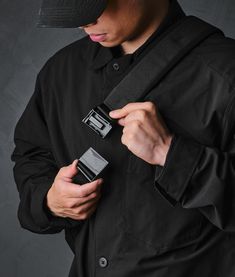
top-left (11, 72), bottom-right (83, 234)
top-left (154, 96), bottom-right (235, 232)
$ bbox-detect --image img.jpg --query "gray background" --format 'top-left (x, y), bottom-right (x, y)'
top-left (1, 0), bottom-right (235, 276)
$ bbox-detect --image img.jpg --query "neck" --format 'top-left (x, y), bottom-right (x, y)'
top-left (121, 1), bottom-right (170, 55)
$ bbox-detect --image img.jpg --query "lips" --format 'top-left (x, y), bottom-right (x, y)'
top-left (89, 33), bottom-right (107, 42)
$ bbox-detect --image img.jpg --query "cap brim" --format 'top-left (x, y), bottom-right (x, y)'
top-left (37, 0), bottom-right (108, 28)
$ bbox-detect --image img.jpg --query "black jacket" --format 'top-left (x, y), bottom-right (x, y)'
top-left (11, 1), bottom-right (235, 276)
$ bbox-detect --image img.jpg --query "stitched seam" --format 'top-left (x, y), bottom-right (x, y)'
top-left (222, 87), bottom-right (235, 131)
top-left (156, 134), bottom-right (178, 183)
top-left (189, 51), bottom-right (235, 141)
top-left (191, 52), bottom-right (235, 91)
top-left (177, 144), bottom-right (204, 201)
top-left (124, 220), bottom-right (203, 252)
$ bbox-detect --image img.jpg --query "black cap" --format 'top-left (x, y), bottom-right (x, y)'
top-left (37, 0), bottom-right (108, 28)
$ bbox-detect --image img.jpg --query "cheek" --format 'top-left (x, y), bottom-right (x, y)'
top-left (98, 20), bottom-right (127, 43)
top-left (108, 17), bottom-right (137, 40)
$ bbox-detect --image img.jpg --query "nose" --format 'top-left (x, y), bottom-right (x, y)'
top-left (79, 21), bottom-right (97, 29)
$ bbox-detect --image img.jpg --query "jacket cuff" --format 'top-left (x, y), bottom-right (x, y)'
top-left (30, 176), bottom-right (81, 229)
top-left (154, 134), bottom-right (204, 206)
top-left (30, 176), bottom-right (62, 228)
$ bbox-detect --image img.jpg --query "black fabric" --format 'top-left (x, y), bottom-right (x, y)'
top-left (37, 0), bottom-right (108, 28)
top-left (103, 16), bottom-right (221, 110)
top-left (11, 0), bottom-right (235, 276)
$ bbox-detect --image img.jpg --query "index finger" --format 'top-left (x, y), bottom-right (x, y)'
top-left (109, 102), bottom-right (155, 119)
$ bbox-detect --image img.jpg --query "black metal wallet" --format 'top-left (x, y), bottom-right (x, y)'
top-left (73, 147), bottom-right (109, 185)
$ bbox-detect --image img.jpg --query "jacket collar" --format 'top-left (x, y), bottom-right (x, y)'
top-left (89, 0), bottom-right (186, 70)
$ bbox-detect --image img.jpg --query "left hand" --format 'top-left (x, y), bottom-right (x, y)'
top-left (109, 101), bottom-right (173, 166)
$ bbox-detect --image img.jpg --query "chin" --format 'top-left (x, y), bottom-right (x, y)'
top-left (99, 40), bottom-right (121, 47)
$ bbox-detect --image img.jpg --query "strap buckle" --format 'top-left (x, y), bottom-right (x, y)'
top-left (82, 104), bottom-right (114, 139)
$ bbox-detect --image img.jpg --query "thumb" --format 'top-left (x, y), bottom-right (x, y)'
top-left (60, 159), bottom-right (79, 179)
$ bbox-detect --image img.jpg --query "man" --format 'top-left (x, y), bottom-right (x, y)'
top-left (11, 0), bottom-right (235, 276)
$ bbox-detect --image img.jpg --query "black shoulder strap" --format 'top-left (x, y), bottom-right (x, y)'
top-left (103, 16), bottom-right (222, 110)
top-left (82, 16), bottom-right (223, 139)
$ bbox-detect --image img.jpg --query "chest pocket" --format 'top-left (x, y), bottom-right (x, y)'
top-left (123, 152), bottom-right (206, 254)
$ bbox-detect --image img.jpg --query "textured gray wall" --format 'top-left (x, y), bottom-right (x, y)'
top-left (1, 0), bottom-right (235, 276)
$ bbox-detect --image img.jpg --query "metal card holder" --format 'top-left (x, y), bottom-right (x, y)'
top-left (76, 147), bottom-right (109, 183)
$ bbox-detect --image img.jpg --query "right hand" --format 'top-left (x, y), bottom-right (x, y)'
top-left (46, 159), bottom-right (103, 220)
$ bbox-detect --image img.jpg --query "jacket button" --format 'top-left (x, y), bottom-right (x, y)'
top-left (99, 257), bottom-right (108, 268)
top-left (113, 63), bottom-right (120, 71)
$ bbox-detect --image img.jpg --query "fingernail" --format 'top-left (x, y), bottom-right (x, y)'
top-left (109, 110), bottom-right (117, 117)
top-left (97, 178), bottom-right (103, 184)
top-left (73, 159), bottom-right (78, 165)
